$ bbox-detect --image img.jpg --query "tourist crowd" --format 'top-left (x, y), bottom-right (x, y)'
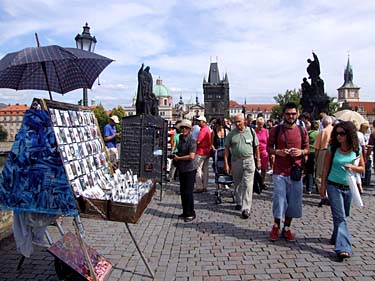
top-left (167, 103), bottom-right (374, 260)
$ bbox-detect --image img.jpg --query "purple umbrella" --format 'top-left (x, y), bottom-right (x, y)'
top-left (0, 45), bottom-right (113, 100)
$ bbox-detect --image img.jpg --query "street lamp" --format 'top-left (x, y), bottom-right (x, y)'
top-left (75, 23), bottom-right (97, 106)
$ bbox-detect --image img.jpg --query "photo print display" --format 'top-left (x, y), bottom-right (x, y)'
top-left (45, 101), bottom-right (113, 199)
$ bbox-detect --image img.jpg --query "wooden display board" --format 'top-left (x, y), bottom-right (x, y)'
top-left (48, 232), bottom-right (112, 281)
top-left (38, 99), bottom-right (114, 199)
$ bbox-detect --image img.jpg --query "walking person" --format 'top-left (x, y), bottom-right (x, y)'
top-left (255, 116), bottom-right (269, 189)
top-left (195, 116), bottom-right (211, 193)
top-left (359, 122), bottom-right (371, 187)
top-left (172, 119), bottom-right (197, 222)
top-left (211, 118), bottom-right (229, 152)
top-left (224, 113), bottom-right (260, 219)
top-left (305, 120), bottom-right (320, 194)
top-left (103, 115), bottom-right (121, 169)
top-left (314, 116), bottom-right (333, 201)
top-left (267, 102), bottom-right (309, 242)
top-left (168, 121), bottom-right (181, 182)
top-left (366, 120), bottom-right (375, 187)
top-left (320, 121), bottom-right (365, 259)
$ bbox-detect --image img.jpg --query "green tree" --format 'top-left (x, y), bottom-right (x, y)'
top-left (339, 100), bottom-right (352, 110)
top-left (93, 104), bottom-right (109, 134)
top-left (328, 97), bottom-right (340, 115)
top-left (270, 89), bottom-right (340, 121)
top-left (0, 125), bottom-right (7, 141)
top-left (270, 89), bottom-right (301, 121)
top-left (110, 106), bottom-right (126, 133)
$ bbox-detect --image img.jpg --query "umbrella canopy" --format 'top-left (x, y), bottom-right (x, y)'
top-left (334, 109), bottom-right (367, 125)
top-left (0, 45), bottom-right (113, 99)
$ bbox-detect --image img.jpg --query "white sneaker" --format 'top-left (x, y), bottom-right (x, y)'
top-left (266, 169), bottom-right (273, 175)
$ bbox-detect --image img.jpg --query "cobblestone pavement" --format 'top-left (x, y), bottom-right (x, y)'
top-left (1, 171), bottom-right (375, 281)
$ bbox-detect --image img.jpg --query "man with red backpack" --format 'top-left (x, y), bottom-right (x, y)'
top-left (267, 102), bottom-right (309, 242)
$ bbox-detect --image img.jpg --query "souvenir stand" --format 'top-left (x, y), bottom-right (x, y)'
top-left (0, 99), bottom-right (155, 280)
top-left (120, 114), bottom-right (168, 201)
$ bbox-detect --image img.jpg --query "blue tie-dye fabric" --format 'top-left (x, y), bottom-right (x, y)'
top-left (0, 109), bottom-right (78, 216)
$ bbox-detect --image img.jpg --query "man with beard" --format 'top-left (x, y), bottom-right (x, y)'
top-left (267, 102), bottom-right (309, 242)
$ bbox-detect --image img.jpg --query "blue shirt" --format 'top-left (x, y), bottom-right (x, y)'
top-left (103, 124), bottom-right (117, 148)
top-left (191, 125), bottom-right (200, 140)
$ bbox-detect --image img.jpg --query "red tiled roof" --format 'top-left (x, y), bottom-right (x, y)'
top-left (347, 101), bottom-right (375, 115)
top-left (229, 100), bottom-right (241, 107)
top-left (0, 104), bottom-right (29, 116)
top-left (230, 100), bottom-right (276, 112)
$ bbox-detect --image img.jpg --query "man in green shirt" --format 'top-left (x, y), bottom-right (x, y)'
top-left (224, 113), bottom-right (260, 219)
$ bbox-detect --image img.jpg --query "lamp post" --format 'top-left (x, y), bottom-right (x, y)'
top-left (75, 23), bottom-right (97, 106)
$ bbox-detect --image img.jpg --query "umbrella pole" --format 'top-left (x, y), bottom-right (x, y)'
top-left (41, 62), bottom-right (53, 100)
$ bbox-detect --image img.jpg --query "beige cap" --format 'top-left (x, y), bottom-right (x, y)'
top-left (110, 115), bottom-right (120, 124)
top-left (176, 119), bottom-right (192, 130)
top-left (196, 116), bottom-right (207, 122)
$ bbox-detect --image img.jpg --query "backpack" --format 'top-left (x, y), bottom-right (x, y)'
top-left (274, 124), bottom-right (305, 150)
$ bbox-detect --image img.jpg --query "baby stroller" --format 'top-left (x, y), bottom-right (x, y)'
top-left (213, 148), bottom-right (234, 204)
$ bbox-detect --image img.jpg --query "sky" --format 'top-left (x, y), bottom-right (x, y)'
top-left (0, 0), bottom-right (374, 110)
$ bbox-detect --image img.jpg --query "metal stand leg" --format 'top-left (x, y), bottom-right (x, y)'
top-left (16, 256), bottom-right (25, 271)
top-left (73, 217), bottom-right (98, 281)
top-left (45, 229), bottom-right (54, 245)
top-left (55, 217), bottom-right (65, 236)
top-left (125, 223), bottom-right (155, 279)
top-left (159, 181), bottom-right (163, 201)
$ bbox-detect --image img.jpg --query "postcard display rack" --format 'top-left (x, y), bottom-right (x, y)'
top-left (120, 114), bottom-right (168, 200)
top-left (0, 99), bottom-right (155, 280)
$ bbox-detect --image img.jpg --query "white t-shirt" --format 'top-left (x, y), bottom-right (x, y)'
top-left (357, 131), bottom-right (366, 146)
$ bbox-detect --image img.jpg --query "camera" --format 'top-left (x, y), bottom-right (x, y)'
top-left (168, 154), bottom-right (176, 159)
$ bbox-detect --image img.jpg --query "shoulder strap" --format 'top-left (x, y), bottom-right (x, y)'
top-left (298, 125), bottom-right (304, 149)
top-left (328, 146), bottom-right (336, 177)
top-left (275, 125), bottom-right (281, 149)
top-left (250, 127), bottom-right (257, 158)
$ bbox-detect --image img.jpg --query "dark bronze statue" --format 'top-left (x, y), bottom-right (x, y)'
top-left (136, 64), bottom-right (159, 116)
top-left (301, 52), bottom-right (329, 120)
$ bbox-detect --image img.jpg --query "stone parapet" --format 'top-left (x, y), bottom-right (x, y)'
top-left (0, 210), bottom-right (12, 240)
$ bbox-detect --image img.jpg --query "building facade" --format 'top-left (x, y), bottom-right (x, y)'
top-left (172, 95), bottom-right (205, 123)
top-left (229, 100), bottom-right (275, 121)
top-left (203, 62), bottom-right (229, 122)
top-left (0, 104), bottom-right (29, 141)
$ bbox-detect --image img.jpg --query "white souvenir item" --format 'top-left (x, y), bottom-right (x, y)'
top-left (347, 172), bottom-right (363, 207)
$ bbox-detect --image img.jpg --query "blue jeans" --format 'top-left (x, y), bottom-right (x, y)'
top-left (327, 184), bottom-right (352, 255)
top-left (272, 174), bottom-right (303, 219)
top-left (363, 159), bottom-right (372, 186)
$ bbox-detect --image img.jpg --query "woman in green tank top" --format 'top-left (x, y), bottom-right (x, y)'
top-left (320, 121), bottom-right (365, 260)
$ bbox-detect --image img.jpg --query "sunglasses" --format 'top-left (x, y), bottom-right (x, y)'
top-left (336, 131), bottom-right (346, 136)
top-left (285, 112), bottom-right (297, 116)
top-left (180, 126), bottom-right (190, 130)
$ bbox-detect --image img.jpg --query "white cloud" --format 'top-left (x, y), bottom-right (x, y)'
top-left (0, 0), bottom-right (375, 110)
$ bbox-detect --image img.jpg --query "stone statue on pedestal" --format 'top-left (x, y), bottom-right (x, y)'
top-left (301, 52), bottom-right (330, 120)
top-left (136, 64), bottom-right (159, 116)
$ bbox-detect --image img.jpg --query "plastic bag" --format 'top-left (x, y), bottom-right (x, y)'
top-left (253, 169), bottom-right (262, 194)
top-left (346, 172), bottom-right (363, 207)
